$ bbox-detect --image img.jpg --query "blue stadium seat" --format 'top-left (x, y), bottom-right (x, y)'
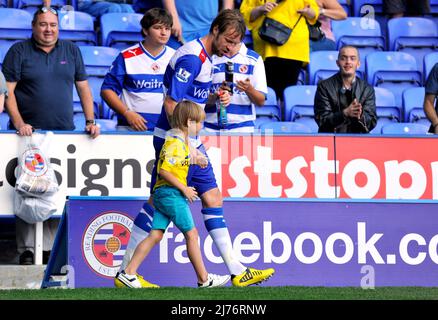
top-left (0, 39), bottom-right (16, 66)
top-left (256, 87), bottom-right (281, 121)
top-left (366, 51), bottom-right (422, 108)
top-left (79, 46), bottom-right (119, 77)
top-left (0, 8), bottom-right (32, 42)
top-left (309, 50), bottom-right (338, 85)
top-left (73, 113), bottom-right (117, 132)
top-left (381, 122), bottom-right (429, 135)
top-left (283, 85), bottom-right (317, 122)
top-left (254, 116), bottom-right (278, 129)
top-left (101, 101), bottom-right (116, 120)
top-left (100, 13), bottom-right (143, 49)
top-left (243, 29), bottom-right (253, 49)
top-left (59, 10), bottom-right (97, 46)
top-left (73, 84), bottom-right (100, 118)
top-left (297, 68), bottom-right (307, 85)
top-left (0, 111), bottom-right (10, 130)
top-left (309, 50), bottom-right (364, 85)
top-left (387, 17), bottom-right (438, 75)
top-left (424, 52), bottom-right (438, 82)
top-left (374, 87), bottom-right (400, 120)
top-left (338, 0), bottom-right (350, 15)
top-left (259, 121), bottom-right (313, 134)
top-left (370, 118), bottom-right (395, 135)
top-left (402, 87), bottom-right (429, 125)
top-left (293, 117), bottom-right (318, 133)
top-left (96, 119), bottom-right (118, 131)
top-left (353, 0), bottom-right (383, 17)
top-left (332, 17), bottom-right (385, 63)
top-left (431, 0), bottom-right (438, 15)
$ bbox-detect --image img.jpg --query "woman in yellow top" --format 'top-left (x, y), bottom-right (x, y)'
top-left (240, 0), bottom-right (319, 112)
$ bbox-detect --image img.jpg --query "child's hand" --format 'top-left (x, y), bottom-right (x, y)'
top-left (194, 154), bottom-right (208, 168)
top-left (183, 186), bottom-right (199, 203)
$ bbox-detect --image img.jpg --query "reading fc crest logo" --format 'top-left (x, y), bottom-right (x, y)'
top-left (22, 148), bottom-right (48, 176)
top-left (82, 212), bottom-right (133, 278)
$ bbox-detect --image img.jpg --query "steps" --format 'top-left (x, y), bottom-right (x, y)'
top-left (0, 265), bottom-right (46, 289)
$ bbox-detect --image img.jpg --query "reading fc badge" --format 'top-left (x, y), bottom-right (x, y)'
top-left (82, 212), bottom-right (133, 278)
top-left (22, 147), bottom-right (48, 176)
top-left (151, 62), bottom-right (160, 72)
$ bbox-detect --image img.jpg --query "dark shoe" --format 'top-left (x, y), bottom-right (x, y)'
top-left (43, 251), bottom-right (51, 265)
top-left (19, 250), bottom-right (34, 265)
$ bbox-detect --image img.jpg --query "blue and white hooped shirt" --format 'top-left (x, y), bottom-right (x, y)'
top-left (101, 42), bottom-right (175, 131)
top-left (155, 38), bottom-right (213, 140)
top-left (205, 43), bottom-right (267, 133)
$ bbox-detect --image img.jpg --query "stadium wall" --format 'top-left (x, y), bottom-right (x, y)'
top-left (1, 131), bottom-right (438, 216)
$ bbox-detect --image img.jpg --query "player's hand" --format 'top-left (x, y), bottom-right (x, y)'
top-left (125, 110), bottom-right (148, 131)
top-left (183, 186), bottom-right (199, 203)
top-left (86, 123), bottom-right (100, 139)
top-left (217, 82), bottom-right (231, 107)
top-left (236, 78), bottom-right (252, 93)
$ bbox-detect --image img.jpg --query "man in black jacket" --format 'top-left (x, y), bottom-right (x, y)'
top-left (314, 46), bottom-right (377, 133)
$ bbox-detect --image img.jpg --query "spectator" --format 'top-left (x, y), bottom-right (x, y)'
top-left (162, 0), bottom-right (234, 49)
top-left (383, 0), bottom-right (430, 18)
top-left (204, 41), bottom-right (267, 132)
top-left (78, 0), bottom-right (135, 18)
top-left (314, 45), bottom-right (377, 133)
top-left (101, 8), bottom-right (175, 132)
top-left (240, 0), bottom-right (319, 112)
top-left (310, 0), bottom-right (347, 52)
top-left (0, 71), bottom-right (7, 114)
top-left (2, 6), bottom-right (100, 265)
top-left (423, 63), bottom-right (438, 134)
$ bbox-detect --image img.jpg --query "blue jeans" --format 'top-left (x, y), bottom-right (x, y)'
top-left (79, 1), bottom-right (135, 18)
top-left (310, 37), bottom-right (337, 52)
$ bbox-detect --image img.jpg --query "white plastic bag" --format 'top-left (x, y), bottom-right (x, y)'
top-left (13, 192), bottom-right (58, 224)
top-left (15, 132), bottom-right (59, 197)
top-left (13, 132), bottom-right (59, 223)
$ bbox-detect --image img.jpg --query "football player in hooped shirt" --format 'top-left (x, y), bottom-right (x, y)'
top-left (117, 9), bottom-right (275, 288)
top-left (101, 8), bottom-right (175, 131)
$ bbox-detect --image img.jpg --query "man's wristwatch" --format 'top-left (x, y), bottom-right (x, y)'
top-left (85, 119), bottom-right (96, 125)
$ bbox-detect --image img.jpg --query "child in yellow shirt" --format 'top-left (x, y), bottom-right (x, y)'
top-left (116, 101), bottom-right (230, 288)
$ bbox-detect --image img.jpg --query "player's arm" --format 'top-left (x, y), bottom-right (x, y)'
top-left (163, 95), bottom-right (178, 124)
top-left (164, 54), bottom-right (202, 119)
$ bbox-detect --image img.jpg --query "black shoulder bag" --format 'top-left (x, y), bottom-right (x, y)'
top-left (308, 20), bottom-right (325, 41)
top-left (258, 14), bottom-right (303, 46)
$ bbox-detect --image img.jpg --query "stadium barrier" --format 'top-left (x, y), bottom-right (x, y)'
top-left (43, 196), bottom-right (438, 288)
top-left (1, 131), bottom-right (438, 271)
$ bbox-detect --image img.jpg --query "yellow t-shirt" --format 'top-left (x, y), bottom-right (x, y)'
top-left (240, 0), bottom-right (319, 63)
top-left (154, 130), bottom-right (190, 191)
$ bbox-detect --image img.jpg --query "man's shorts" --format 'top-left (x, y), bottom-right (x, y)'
top-left (151, 135), bottom-right (218, 196)
top-left (152, 185), bottom-right (195, 233)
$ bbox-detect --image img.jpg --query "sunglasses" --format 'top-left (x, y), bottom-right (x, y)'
top-left (39, 7), bottom-right (58, 15)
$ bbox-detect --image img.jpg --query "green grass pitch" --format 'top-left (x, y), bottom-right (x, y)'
top-left (1, 286), bottom-right (438, 300)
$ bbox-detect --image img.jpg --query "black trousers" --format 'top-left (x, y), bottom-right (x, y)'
top-left (264, 56), bottom-right (303, 102)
